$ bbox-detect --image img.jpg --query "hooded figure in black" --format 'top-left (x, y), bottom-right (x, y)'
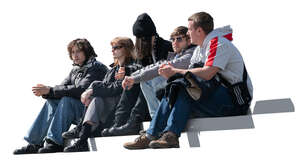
top-left (100, 13), bottom-right (173, 137)
top-left (133, 13), bottom-right (173, 66)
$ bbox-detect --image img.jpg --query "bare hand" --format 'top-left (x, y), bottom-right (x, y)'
top-left (122, 76), bottom-right (134, 90)
top-left (81, 89), bottom-right (93, 106)
top-left (115, 67), bottom-right (125, 80)
top-left (32, 84), bottom-right (50, 97)
top-left (158, 62), bottom-right (176, 79)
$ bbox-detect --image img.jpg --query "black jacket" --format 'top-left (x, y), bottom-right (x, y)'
top-left (43, 58), bottom-right (108, 99)
top-left (138, 35), bottom-right (173, 67)
top-left (89, 62), bottom-right (142, 98)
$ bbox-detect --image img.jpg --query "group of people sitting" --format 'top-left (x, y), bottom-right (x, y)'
top-left (13, 11), bottom-right (253, 154)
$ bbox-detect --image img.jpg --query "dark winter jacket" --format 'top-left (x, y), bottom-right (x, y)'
top-left (43, 58), bottom-right (108, 99)
top-left (89, 62), bottom-right (142, 98)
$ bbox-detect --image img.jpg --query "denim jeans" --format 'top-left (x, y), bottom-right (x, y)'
top-left (140, 76), bottom-right (167, 118)
top-left (146, 85), bottom-right (236, 138)
top-left (24, 97), bottom-right (85, 145)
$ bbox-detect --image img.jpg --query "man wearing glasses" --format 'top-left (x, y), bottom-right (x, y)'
top-left (122, 26), bottom-right (196, 118)
top-left (124, 12), bottom-right (253, 149)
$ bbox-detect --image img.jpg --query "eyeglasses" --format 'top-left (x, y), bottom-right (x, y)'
top-left (112, 45), bottom-right (123, 51)
top-left (170, 36), bottom-right (186, 42)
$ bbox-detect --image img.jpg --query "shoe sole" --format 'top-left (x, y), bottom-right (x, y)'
top-left (123, 145), bottom-right (149, 150)
top-left (149, 143), bottom-right (179, 149)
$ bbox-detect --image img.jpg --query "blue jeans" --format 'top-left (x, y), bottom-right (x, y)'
top-left (146, 85), bottom-right (236, 137)
top-left (24, 97), bottom-right (85, 145)
top-left (140, 76), bottom-right (167, 118)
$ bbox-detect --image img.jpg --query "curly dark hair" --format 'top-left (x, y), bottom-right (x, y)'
top-left (67, 38), bottom-right (97, 63)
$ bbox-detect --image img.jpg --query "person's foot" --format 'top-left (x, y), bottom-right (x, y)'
top-left (148, 131), bottom-right (179, 149)
top-left (38, 139), bottom-right (63, 153)
top-left (101, 122), bottom-right (142, 137)
top-left (63, 139), bottom-right (89, 152)
top-left (123, 134), bottom-right (152, 150)
top-left (62, 125), bottom-right (81, 139)
top-left (13, 144), bottom-right (43, 155)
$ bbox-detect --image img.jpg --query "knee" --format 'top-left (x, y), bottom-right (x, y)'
top-left (57, 97), bottom-right (76, 112)
top-left (60, 96), bottom-right (75, 103)
top-left (92, 97), bottom-right (104, 103)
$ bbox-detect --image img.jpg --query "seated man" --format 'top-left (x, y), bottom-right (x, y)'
top-left (123, 12), bottom-right (253, 149)
top-left (13, 39), bottom-right (108, 154)
top-left (123, 26), bottom-right (196, 118)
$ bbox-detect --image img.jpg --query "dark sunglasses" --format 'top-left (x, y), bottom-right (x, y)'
top-left (170, 36), bottom-right (186, 42)
top-left (112, 45), bottom-right (123, 51)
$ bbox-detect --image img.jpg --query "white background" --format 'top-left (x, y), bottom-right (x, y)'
top-left (0, 0), bottom-right (299, 164)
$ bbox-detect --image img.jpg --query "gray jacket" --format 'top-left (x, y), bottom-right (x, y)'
top-left (131, 44), bottom-right (196, 83)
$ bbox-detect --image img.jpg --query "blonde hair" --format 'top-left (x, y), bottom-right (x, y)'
top-left (111, 37), bottom-right (136, 66)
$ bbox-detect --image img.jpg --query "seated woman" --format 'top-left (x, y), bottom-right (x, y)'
top-left (13, 39), bottom-right (108, 154)
top-left (63, 37), bottom-right (141, 152)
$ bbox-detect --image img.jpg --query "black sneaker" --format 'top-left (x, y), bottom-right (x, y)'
top-left (63, 139), bottom-right (89, 152)
top-left (102, 122), bottom-right (142, 137)
top-left (13, 144), bottom-right (43, 155)
top-left (38, 139), bottom-right (63, 153)
top-left (62, 125), bottom-right (81, 139)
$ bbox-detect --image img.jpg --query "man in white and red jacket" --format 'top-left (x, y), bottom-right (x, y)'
top-left (124, 12), bottom-right (253, 149)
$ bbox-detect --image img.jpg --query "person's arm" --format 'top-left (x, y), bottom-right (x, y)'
top-left (172, 66), bottom-right (220, 80)
top-left (90, 79), bottom-right (123, 97)
top-left (160, 39), bottom-right (231, 80)
top-left (43, 63), bottom-right (108, 99)
top-left (89, 66), bottom-right (129, 97)
top-left (41, 70), bottom-right (73, 99)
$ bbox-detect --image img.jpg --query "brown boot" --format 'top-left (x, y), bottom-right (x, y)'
top-left (149, 131), bottom-right (179, 149)
top-left (123, 134), bottom-right (152, 150)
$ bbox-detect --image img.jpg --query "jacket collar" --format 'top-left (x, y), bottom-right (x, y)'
top-left (73, 57), bottom-right (96, 68)
top-left (202, 25), bottom-right (233, 48)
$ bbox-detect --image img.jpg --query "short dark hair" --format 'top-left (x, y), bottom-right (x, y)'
top-left (170, 26), bottom-right (189, 39)
top-left (67, 38), bottom-right (97, 61)
top-left (188, 12), bottom-right (214, 35)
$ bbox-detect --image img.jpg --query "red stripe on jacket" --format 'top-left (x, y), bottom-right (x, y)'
top-left (223, 33), bottom-right (233, 41)
top-left (205, 33), bottom-right (232, 66)
top-left (205, 37), bottom-right (218, 66)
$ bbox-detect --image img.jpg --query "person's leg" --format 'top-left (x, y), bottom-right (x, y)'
top-left (140, 76), bottom-right (167, 118)
top-left (24, 99), bottom-right (60, 145)
top-left (162, 89), bottom-right (194, 137)
top-left (14, 99), bottom-right (60, 154)
top-left (146, 96), bottom-right (175, 138)
top-left (124, 88), bottom-right (188, 150)
top-left (103, 91), bottom-right (149, 137)
top-left (149, 87), bottom-right (232, 148)
top-left (191, 85), bottom-right (236, 118)
top-left (161, 86), bottom-right (235, 138)
top-left (63, 98), bottom-right (98, 153)
top-left (46, 97), bottom-right (85, 146)
top-left (113, 84), bottom-right (141, 126)
top-left (64, 96), bottom-right (119, 152)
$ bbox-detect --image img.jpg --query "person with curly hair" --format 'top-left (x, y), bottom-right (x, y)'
top-left (13, 39), bottom-right (108, 154)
